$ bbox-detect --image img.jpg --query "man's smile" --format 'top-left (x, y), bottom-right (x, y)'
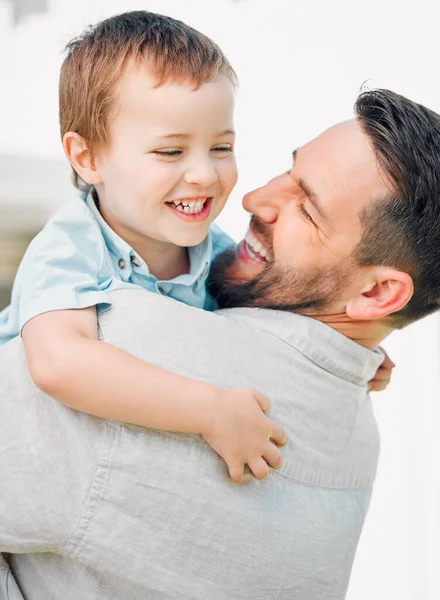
top-left (237, 226), bottom-right (272, 266)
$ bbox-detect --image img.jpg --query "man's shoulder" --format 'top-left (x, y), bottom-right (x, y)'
top-left (97, 290), bottom-right (380, 490)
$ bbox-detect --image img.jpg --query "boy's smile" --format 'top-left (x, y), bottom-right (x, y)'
top-left (165, 196), bottom-right (213, 221)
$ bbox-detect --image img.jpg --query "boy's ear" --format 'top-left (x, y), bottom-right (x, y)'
top-left (63, 132), bottom-right (102, 185)
top-left (346, 267), bottom-right (414, 321)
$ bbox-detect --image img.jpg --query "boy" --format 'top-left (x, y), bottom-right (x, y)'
top-left (0, 11), bottom-right (286, 483)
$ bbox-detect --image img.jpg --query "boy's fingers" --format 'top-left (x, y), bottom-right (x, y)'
top-left (380, 352), bottom-right (395, 371)
top-left (229, 464), bottom-right (244, 484)
top-left (253, 391), bottom-right (271, 413)
top-left (371, 368), bottom-right (390, 382)
top-left (368, 380), bottom-right (388, 392)
top-left (270, 422), bottom-right (288, 447)
top-left (263, 443), bottom-right (283, 470)
top-left (248, 458), bottom-right (269, 480)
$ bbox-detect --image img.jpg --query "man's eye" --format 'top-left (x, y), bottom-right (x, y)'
top-left (153, 149), bottom-right (182, 157)
top-left (299, 204), bottom-right (314, 224)
top-left (212, 145), bottom-right (233, 153)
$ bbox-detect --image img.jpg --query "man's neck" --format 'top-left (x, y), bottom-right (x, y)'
top-left (312, 313), bottom-right (393, 349)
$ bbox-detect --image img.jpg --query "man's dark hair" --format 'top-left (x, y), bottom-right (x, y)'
top-left (354, 88), bottom-right (440, 327)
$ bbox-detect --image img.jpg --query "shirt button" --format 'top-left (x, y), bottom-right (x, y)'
top-left (130, 255), bottom-right (142, 268)
top-left (157, 286), bottom-right (164, 294)
top-left (118, 258), bottom-right (126, 269)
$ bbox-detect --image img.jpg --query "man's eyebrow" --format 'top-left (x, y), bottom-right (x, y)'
top-left (292, 149), bottom-right (329, 225)
top-left (157, 129), bottom-right (235, 140)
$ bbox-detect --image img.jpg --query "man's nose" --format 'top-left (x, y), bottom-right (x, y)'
top-left (184, 157), bottom-right (219, 188)
top-left (242, 176), bottom-right (283, 223)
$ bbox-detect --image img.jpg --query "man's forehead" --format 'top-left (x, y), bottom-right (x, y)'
top-left (299, 120), bottom-right (373, 167)
top-left (295, 120), bottom-right (388, 208)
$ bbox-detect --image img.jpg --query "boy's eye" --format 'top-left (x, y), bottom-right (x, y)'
top-left (212, 145), bottom-right (233, 153)
top-left (152, 145), bottom-right (233, 157)
top-left (153, 149), bottom-right (182, 157)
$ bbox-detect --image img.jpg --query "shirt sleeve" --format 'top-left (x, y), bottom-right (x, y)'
top-left (13, 202), bottom-right (113, 331)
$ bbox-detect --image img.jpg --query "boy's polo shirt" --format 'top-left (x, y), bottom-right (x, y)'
top-left (0, 189), bottom-right (234, 347)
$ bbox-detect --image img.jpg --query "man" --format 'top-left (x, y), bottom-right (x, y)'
top-left (1, 89), bottom-right (439, 600)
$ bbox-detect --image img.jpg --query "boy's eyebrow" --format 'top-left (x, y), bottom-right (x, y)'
top-left (157, 129), bottom-right (236, 140)
top-left (292, 149), bottom-right (329, 225)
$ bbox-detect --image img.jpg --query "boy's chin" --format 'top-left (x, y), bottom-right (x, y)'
top-left (170, 227), bottom-right (211, 248)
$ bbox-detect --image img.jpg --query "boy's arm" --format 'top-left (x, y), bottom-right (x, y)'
top-left (22, 308), bottom-right (287, 483)
top-left (368, 348), bottom-right (395, 392)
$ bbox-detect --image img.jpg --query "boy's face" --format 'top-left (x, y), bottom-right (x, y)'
top-left (93, 64), bottom-right (237, 250)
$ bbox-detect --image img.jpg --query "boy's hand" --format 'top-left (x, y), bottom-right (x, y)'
top-left (202, 388), bottom-right (287, 484)
top-left (368, 349), bottom-right (395, 392)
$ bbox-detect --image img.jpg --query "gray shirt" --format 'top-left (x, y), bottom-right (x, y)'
top-left (0, 289), bottom-right (383, 600)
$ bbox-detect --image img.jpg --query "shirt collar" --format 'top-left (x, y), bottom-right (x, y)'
top-left (84, 188), bottom-right (135, 268)
top-left (83, 188), bottom-right (212, 286)
top-left (217, 307), bottom-right (385, 386)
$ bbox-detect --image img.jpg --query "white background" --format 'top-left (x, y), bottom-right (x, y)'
top-left (0, 1), bottom-right (439, 598)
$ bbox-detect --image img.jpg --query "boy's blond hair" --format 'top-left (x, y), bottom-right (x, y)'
top-left (59, 11), bottom-right (238, 190)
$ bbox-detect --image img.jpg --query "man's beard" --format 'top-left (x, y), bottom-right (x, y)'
top-left (208, 247), bottom-right (352, 314)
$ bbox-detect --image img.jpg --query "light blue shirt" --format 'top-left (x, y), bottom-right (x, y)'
top-left (0, 189), bottom-right (234, 346)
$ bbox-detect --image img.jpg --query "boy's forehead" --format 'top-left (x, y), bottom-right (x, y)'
top-left (111, 61), bottom-right (235, 125)
top-left (111, 61), bottom-right (161, 111)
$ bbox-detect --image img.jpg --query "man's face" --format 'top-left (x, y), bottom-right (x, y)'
top-left (209, 120), bottom-right (391, 313)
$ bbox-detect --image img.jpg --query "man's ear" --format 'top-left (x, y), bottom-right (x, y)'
top-left (63, 132), bottom-right (103, 186)
top-left (346, 267), bottom-right (414, 321)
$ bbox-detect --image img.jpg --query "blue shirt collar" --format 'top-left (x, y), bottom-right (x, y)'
top-left (83, 188), bottom-right (212, 286)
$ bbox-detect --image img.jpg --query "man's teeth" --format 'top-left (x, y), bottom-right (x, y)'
top-left (169, 199), bottom-right (207, 214)
top-left (245, 228), bottom-right (268, 260)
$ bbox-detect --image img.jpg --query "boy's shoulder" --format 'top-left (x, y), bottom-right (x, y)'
top-left (20, 191), bottom-right (108, 275)
top-left (29, 191), bottom-right (104, 253)
top-left (42, 190), bottom-right (101, 235)
top-left (7, 191), bottom-right (114, 334)
top-left (210, 223), bottom-right (235, 260)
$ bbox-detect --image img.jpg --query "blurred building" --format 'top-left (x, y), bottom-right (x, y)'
top-left (0, 0), bottom-right (74, 309)
top-left (5, 0), bottom-right (48, 24)
top-left (0, 154), bottom-right (71, 309)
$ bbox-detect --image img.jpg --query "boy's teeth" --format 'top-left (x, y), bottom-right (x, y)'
top-left (170, 199), bottom-right (207, 214)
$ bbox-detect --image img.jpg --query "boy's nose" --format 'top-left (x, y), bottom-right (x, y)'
top-left (184, 159), bottom-right (219, 188)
